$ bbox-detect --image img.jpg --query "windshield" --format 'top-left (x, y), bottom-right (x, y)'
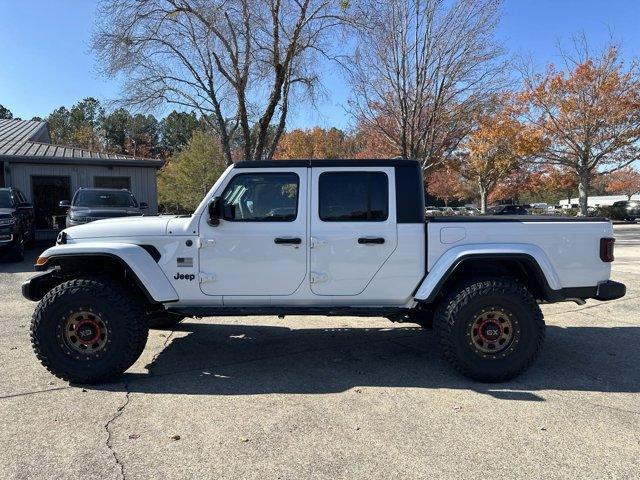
top-left (73, 190), bottom-right (137, 208)
top-left (0, 191), bottom-right (13, 208)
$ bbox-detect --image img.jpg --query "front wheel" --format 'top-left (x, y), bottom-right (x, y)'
top-left (30, 278), bottom-right (148, 383)
top-left (433, 278), bottom-right (545, 382)
top-left (9, 232), bottom-right (24, 262)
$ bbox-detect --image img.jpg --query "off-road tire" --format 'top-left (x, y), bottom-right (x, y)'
top-left (25, 225), bottom-right (36, 248)
top-left (433, 278), bottom-right (545, 382)
top-left (30, 278), bottom-right (148, 383)
top-left (9, 232), bottom-right (24, 262)
top-left (147, 311), bottom-right (185, 329)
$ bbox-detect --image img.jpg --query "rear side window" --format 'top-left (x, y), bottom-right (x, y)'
top-left (319, 172), bottom-right (388, 222)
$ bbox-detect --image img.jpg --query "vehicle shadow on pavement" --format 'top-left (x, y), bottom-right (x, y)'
top-left (0, 249), bottom-right (44, 274)
top-left (89, 321), bottom-right (640, 401)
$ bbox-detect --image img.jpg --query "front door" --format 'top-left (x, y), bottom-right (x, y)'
top-left (309, 167), bottom-right (398, 296)
top-left (199, 168), bottom-right (307, 297)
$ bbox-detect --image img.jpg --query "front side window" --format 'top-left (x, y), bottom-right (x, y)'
top-left (0, 191), bottom-right (13, 208)
top-left (221, 173), bottom-right (299, 222)
top-left (319, 172), bottom-right (389, 221)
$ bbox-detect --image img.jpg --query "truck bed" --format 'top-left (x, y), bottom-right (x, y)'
top-left (425, 215), bottom-right (614, 292)
top-left (427, 215), bottom-right (609, 222)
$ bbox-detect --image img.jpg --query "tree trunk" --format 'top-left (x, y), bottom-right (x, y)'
top-left (578, 168), bottom-right (590, 216)
top-left (478, 181), bottom-right (487, 214)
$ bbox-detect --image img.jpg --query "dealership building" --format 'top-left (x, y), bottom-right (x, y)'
top-left (0, 118), bottom-right (163, 239)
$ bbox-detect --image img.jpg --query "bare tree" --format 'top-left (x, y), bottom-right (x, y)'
top-left (347, 0), bottom-right (505, 173)
top-left (93, 0), bottom-right (347, 165)
top-left (518, 38), bottom-right (640, 215)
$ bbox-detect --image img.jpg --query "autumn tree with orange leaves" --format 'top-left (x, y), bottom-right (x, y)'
top-left (455, 96), bottom-right (541, 212)
top-left (426, 168), bottom-right (466, 206)
top-left (274, 127), bottom-right (356, 159)
top-left (604, 166), bottom-right (640, 200)
top-left (489, 165), bottom-right (543, 204)
top-left (348, 0), bottom-right (505, 172)
top-left (519, 40), bottom-right (640, 215)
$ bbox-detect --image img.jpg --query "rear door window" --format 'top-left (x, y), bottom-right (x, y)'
top-left (318, 172), bottom-right (388, 222)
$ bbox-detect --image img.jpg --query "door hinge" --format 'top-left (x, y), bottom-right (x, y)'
top-left (310, 237), bottom-right (327, 249)
top-left (199, 273), bottom-right (217, 284)
top-left (310, 271), bottom-right (329, 284)
top-left (198, 237), bottom-right (216, 248)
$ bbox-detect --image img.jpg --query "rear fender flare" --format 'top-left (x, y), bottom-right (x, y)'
top-left (414, 244), bottom-right (561, 303)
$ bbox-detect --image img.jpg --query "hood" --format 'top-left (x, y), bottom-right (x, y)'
top-left (0, 208), bottom-right (15, 217)
top-left (70, 206), bottom-right (141, 218)
top-left (65, 215), bottom-right (174, 240)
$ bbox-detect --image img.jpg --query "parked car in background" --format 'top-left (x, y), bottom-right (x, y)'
top-left (611, 200), bottom-right (640, 221)
top-left (60, 188), bottom-right (148, 228)
top-left (547, 205), bottom-right (563, 214)
top-left (562, 203), bottom-right (579, 210)
top-left (531, 202), bottom-right (548, 210)
top-left (438, 206), bottom-right (455, 215)
top-left (452, 207), bottom-right (467, 215)
top-left (452, 206), bottom-right (480, 215)
top-left (425, 206), bottom-right (440, 216)
top-left (487, 204), bottom-right (529, 215)
top-left (0, 187), bottom-right (35, 261)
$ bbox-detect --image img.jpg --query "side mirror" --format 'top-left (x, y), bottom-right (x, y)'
top-left (139, 202), bottom-right (149, 209)
top-left (59, 200), bottom-right (70, 208)
top-left (208, 197), bottom-right (222, 226)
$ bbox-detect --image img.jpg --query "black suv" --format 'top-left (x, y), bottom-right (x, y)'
top-left (612, 200), bottom-right (640, 221)
top-left (0, 187), bottom-right (35, 261)
top-left (61, 188), bottom-right (148, 227)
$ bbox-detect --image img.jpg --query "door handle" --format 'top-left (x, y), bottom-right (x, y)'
top-left (274, 237), bottom-right (302, 245)
top-left (358, 237), bottom-right (385, 244)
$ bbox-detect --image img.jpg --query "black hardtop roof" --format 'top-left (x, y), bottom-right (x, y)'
top-left (233, 159), bottom-right (421, 168)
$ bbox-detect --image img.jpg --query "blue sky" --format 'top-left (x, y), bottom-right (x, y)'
top-left (1, 0), bottom-right (639, 130)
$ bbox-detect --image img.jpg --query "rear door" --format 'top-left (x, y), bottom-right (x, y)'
top-left (309, 167), bottom-right (397, 296)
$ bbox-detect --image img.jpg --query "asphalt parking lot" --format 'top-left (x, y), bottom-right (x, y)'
top-left (1, 225), bottom-right (639, 480)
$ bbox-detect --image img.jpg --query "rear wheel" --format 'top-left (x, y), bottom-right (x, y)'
top-left (30, 278), bottom-right (148, 383)
top-left (433, 278), bottom-right (545, 382)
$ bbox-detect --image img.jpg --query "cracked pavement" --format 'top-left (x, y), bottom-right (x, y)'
top-left (1, 224), bottom-right (639, 479)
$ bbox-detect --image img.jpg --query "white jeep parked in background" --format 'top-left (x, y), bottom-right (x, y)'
top-left (24, 160), bottom-right (625, 383)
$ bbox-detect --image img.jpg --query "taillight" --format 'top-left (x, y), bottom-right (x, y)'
top-left (600, 238), bottom-right (615, 262)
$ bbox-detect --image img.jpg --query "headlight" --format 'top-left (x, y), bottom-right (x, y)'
top-left (0, 217), bottom-right (16, 226)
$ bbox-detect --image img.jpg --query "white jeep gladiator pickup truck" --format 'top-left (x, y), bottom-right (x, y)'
top-left (23, 159), bottom-right (626, 383)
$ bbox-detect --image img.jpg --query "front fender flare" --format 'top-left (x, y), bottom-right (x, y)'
top-left (35, 242), bottom-right (179, 303)
top-left (414, 243), bottom-right (562, 303)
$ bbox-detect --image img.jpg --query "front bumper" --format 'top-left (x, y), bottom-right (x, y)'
top-left (0, 226), bottom-right (18, 251)
top-left (22, 269), bottom-right (61, 301)
top-left (594, 280), bottom-right (626, 301)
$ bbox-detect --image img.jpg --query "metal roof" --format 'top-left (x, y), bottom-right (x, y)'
top-left (0, 118), bottom-right (163, 167)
